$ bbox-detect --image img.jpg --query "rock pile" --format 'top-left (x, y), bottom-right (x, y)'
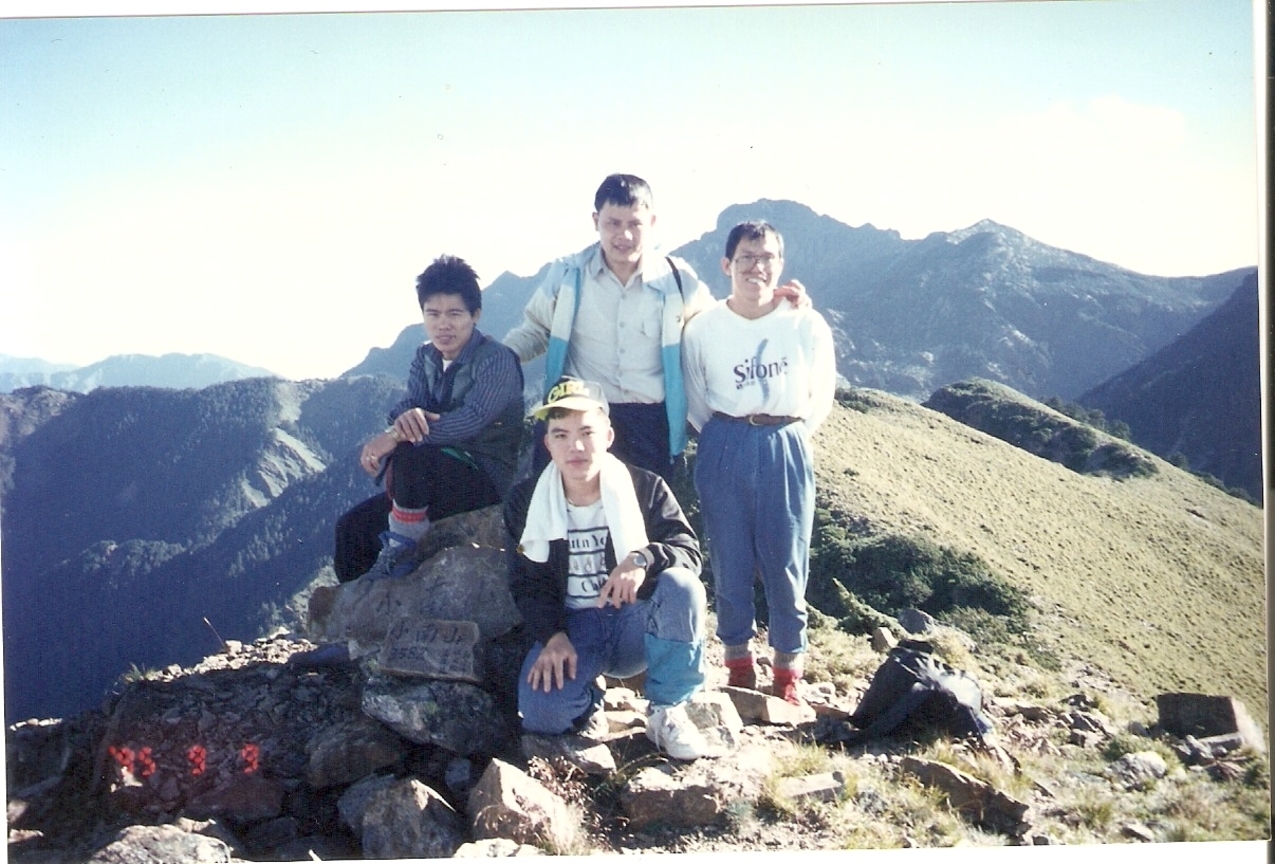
top-left (6, 503), bottom-right (1267, 860)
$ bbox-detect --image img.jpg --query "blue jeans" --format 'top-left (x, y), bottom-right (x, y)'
top-left (518, 567), bottom-right (706, 734)
top-left (694, 416), bottom-right (814, 655)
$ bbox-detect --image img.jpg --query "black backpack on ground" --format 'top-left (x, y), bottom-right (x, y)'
top-left (839, 641), bottom-right (995, 744)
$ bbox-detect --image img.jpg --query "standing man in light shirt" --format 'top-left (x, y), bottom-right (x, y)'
top-left (681, 220), bottom-right (837, 704)
top-left (502, 174), bottom-right (714, 482)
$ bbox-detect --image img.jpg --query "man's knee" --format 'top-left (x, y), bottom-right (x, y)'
top-left (647, 567), bottom-right (706, 643)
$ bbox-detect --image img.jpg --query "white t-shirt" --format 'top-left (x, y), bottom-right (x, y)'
top-left (682, 300), bottom-right (837, 434)
top-left (564, 499), bottom-right (610, 610)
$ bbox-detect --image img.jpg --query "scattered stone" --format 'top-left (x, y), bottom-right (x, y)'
top-left (898, 756), bottom-right (1031, 835)
top-left (1156, 693), bottom-right (1266, 753)
top-left (468, 759), bottom-right (576, 850)
top-left (84, 824), bottom-right (233, 863)
top-left (1065, 710), bottom-right (1115, 736)
top-left (521, 733), bottom-right (617, 775)
top-left (1068, 730), bottom-right (1103, 749)
top-left (1121, 822), bottom-right (1156, 842)
top-left (1106, 751), bottom-right (1168, 789)
top-left (777, 772), bottom-right (845, 804)
top-left (455, 837), bottom-right (546, 856)
top-left (683, 690), bottom-right (745, 750)
top-left (305, 715), bottom-right (408, 788)
top-left (723, 686), bottom-right (816, 726)
top-left (360, 777), bottom-right (465, 860)
top-left (620, 765), bottom-right (726, 830)
top-left (870, 626), bottom-right (898, 652)
top-left (1000, 701), bottom-right (1055, 723)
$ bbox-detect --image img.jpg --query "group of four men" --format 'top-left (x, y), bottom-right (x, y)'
top-left (336, 174), bottom-right (836, 761)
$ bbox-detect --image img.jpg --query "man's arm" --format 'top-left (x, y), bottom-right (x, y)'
top-left (413, 344), bottom-right (522, 445)
top-left (805, 313), bottom-right (838, 435)
top-left (501, 265), bottom-right (563, 363)
top-left (631, 468), bottom-right (702, 581)
top-left (681, 316), bottom-right (712, 433)
top-left (504, 481), bottom-right (569, 647)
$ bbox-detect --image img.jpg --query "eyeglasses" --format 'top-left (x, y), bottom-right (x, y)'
top-left (733, 253), bottom-right (781, 268)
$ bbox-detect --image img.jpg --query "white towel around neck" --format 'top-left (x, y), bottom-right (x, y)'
top-left (518, 453), bottom-right (650, 564)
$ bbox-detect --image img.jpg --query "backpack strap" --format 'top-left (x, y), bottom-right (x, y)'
top-left (665, 256), bottom-right (684, 299)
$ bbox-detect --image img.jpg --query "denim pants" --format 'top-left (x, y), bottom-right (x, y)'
top-left (694, 416), bottom-right (814, 655)
top-left (518, 566), bottom-right (706, 734)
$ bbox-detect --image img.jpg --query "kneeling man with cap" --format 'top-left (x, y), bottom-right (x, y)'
top-left (504, 376), bottom-right (718, 760)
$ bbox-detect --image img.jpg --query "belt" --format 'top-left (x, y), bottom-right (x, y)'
top-left (713, 411), bottom-right (801, 427)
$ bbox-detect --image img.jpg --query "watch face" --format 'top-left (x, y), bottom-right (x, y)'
top-left (633, 552), bottom-right (648, 567)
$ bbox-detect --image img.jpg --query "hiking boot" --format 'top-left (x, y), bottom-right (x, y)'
top-left (646, 703), bottom-right (717, 761)
top-left (772, 668), bottom-right (802, 705)
top-left (725, 657), bottom-right (758, 690)
top-left (362, 531), bottom-right (418, 580)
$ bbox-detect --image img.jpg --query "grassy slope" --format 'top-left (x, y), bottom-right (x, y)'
top-left (812, 389), bottom-right (1266, 714)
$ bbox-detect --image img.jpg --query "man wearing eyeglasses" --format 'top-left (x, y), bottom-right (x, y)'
top-left (681, 220), bottom-right (836, 705)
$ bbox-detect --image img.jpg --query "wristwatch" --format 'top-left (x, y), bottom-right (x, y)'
top-left (630, 550), bottom-right (649, 569)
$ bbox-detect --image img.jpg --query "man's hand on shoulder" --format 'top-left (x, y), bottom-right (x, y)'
top-left (527, 632), bottom-right (577, 692)
top-left (774, 278), bottom-right (812, 309)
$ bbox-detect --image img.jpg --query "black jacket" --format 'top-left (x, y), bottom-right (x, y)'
top-left (503, 465), bottom-right (701, 647)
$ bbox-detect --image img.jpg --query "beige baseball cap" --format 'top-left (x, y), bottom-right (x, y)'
top-left (530, 376), bottom-right (610, 420)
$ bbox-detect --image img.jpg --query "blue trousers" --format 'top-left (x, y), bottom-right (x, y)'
top-left (694, 416), bottom-right (813, 655)
top-left (518, 567), bottom-right (706, 734)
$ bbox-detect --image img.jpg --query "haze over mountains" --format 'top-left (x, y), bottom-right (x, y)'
top-left (0, 201), bottom-right (1260, 723)
top-left (0, 353), bottom-right (277, 395)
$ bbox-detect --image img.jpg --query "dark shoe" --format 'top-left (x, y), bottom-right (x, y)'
top-left (362, 531), bottom-right (418, 580)
top-left (287, 643), bottom-right (352, 668)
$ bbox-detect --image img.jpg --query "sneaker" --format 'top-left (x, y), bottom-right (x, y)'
top-left (362, 531), bottom-right (418, 580)
top-left (646, 703), bottom-right (717, 761)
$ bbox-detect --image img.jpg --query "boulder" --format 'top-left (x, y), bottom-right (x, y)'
top-left (85, 824), bottom-right (233, 863)
top-left (1106, 751), bottom-right (1168, 789)
top-left (305, 715), bottom-right (409, 788)
top-left (620, 764), bottom-right (727, 830)
top-left (898, 756), bottom-right (1031, 835)
top-left (468, 758), bottom-right (576, 850)
top-left (337, 773), bottom-right (398, 834)
top-left (723, 686), bottom-right (816, 726)
top-left (309, 545), bottom-right (520, 646)
top-left (1155, 693), bottom-right (1266, 753)
top-left (360, 777), bottom-right (465, 860)
top-left (362, 676), bottom-right (510, 756)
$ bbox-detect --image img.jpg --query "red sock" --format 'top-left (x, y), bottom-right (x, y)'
top-left (772, 668), bottom-right (802, 704)
top-left (724, 656), bottom-right (757, 689)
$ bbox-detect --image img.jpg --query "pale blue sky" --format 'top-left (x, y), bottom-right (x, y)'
top-left (0, 0), bottom-right (1262, 380)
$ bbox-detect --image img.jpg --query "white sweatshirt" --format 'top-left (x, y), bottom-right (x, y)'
top-left (682, 299), bottom-right (837, 435)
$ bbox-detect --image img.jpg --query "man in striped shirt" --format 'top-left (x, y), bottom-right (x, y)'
top-left (335, 255), bottom-right (525, 582)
